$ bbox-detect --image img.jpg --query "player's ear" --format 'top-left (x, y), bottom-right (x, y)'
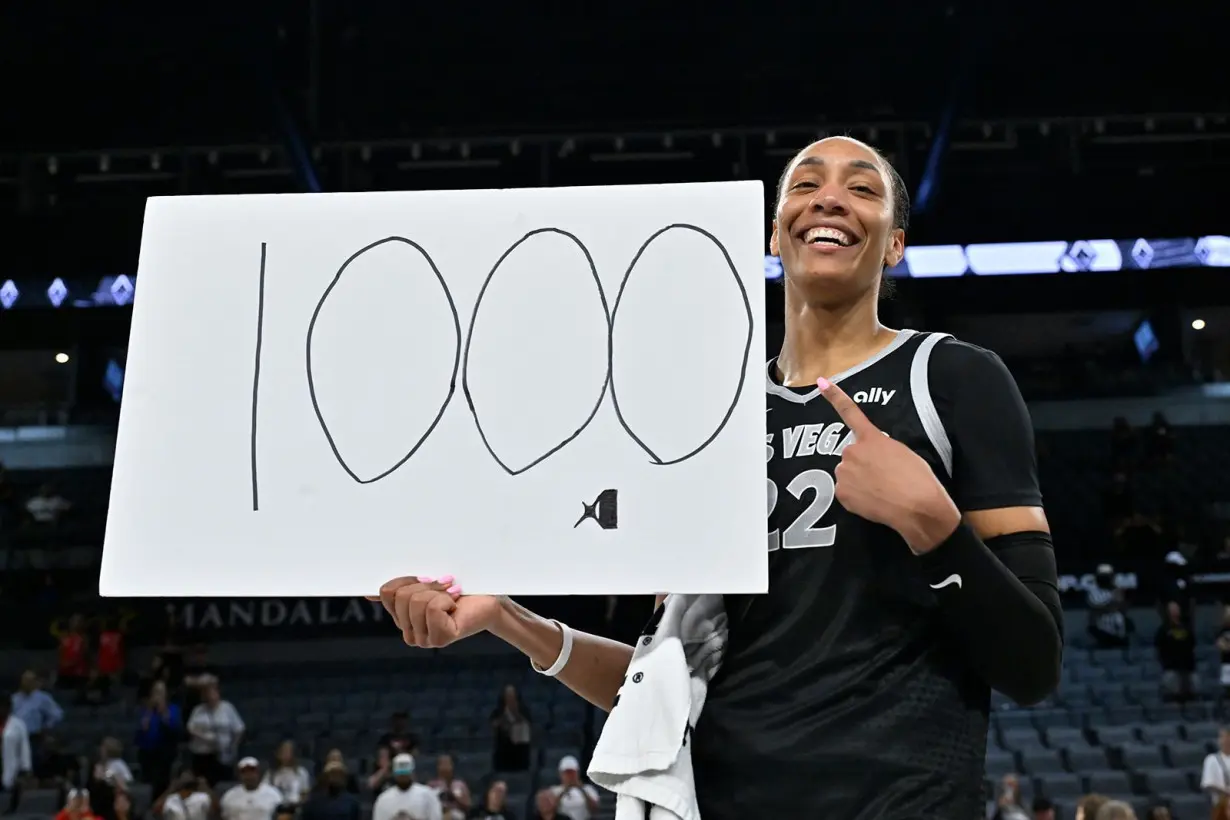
top-left (883, 228), bottom-right (905, 269)
top-left (769, 221), bottom-right (780, 257)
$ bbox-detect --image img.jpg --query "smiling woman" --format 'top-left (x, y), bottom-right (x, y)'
top-left (374, 136), bottom-right (1063, 820)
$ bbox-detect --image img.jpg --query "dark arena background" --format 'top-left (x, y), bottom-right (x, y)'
top-left (1, 2), bottom-right (1228, 819)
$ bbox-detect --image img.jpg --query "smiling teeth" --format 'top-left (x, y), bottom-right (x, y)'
top-left (804, 227), bottom-right (853, 246)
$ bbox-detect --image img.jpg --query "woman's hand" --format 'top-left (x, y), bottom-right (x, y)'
top-left (372, 577), bottom-right (503, 648)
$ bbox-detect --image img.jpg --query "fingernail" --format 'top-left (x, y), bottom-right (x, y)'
top-left (446, 585), bottom-right (462, 596)
top-left (438, 574), bottom-right (455, 586)
top-left (816, 377), bottom-right (831, 391)
top-left (417, 576), bottom-right (435, 583)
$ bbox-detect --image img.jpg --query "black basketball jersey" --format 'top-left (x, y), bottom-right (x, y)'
top-left (691, 329), bottom-right (990, 820)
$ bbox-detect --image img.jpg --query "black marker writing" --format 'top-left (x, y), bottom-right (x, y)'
top-left (463, 228), bottom-right (611, 476)
top-left (609, 224), bottom-right (754, 465)
top-left (250, 242), bottom-right (268, 511)
top-left (251, 223), bottom-right (753, 501)
top-left (305, 237), bottom-right (463, 484)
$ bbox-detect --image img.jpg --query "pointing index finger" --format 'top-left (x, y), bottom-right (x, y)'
top-left (816, 376), bottom-right (880, 438)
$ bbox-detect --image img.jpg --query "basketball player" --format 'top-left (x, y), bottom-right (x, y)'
top-left (376, 136), bottom-right (1063, 819)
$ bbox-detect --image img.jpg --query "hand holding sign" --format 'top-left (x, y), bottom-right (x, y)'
top-left (815, 376), bottom-right (961, 555)
top-left (373, 576), bottom-right (501, 648)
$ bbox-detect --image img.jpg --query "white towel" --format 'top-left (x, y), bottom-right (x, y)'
top-left (588, 593), bottom-right (727, 820)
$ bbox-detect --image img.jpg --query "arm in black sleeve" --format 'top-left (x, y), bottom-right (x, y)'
top-left (918, 339), bottom-right (1063, 705)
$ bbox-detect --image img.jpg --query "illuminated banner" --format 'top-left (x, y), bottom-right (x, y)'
top-left (764, 234), bottom-right (1230, 280)
top-left (2, 235), bottom-right (1228, 309)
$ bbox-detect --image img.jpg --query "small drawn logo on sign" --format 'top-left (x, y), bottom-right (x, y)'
top-left (574, 489), bottom-right (618, 530)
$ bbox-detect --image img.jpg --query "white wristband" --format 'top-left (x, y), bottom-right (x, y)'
top-left (531, 620), bottom-right (574, 677)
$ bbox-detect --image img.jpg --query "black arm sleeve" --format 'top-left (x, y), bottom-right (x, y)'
top-left (920, 339), bottom-right (1063, 704)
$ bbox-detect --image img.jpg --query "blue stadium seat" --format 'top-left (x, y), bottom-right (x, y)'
top-left (1085, 770), bottom-right (1131, 795)
top-left (985, 749), bottom-right (1017, 776)
top-left (1020, 749), bottom-right (1067, 775)
top-left (1140, 768), bottom-right (1192, 795)
top-left (1095, 726), bottom-right (1139, 747)
top-left (1169, 793), bottom-right (1209, 820)
top-left (1138, 722), bottom-right (1184, 744)
top-left (1045, 727), bottom-right (1087, 749)
top-left (1002, 727), bottom-right (1044, 751)
top-left (1166, 742), bottom-right (1208, 770)
top-left (1034, 773), bottom-right (1083, 798)
top-left (1065, 746), bottom-right (1109, 773)
top-left (1120, 743), bottom-right (1166, 770)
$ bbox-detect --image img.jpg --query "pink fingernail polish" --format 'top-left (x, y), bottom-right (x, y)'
top-left (446, 585), bottom-right (462, 596)
top-left (816, 376), bottom-right (831, 391)
top-left (417, 576), bottom-right (435, 583)
top-left (438, 574), bottom-right (455, 586)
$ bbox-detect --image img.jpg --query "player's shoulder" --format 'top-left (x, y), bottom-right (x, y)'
top-left (927, 335), bottom-right (1016, 388)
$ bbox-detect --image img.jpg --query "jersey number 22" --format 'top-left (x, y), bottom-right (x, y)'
top-left (767, 469), bottom-right (837, 552)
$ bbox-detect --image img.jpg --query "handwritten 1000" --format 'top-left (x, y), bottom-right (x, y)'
top-left (248, 225), bottom-right (754, 512)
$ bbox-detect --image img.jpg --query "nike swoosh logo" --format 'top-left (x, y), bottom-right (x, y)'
top-left (929, 574), bottom-right (962, 590)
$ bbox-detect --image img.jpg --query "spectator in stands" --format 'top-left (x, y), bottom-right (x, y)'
top-left (371, 753), bottom-right (441, 820)
top-left (26, 483), bottom-right (71, 526)
top-left (1032, 796), bottom-right (1056, 820)
top-left (12, 670), bottom-right (64, 749)
top-left (489, 685), bottom-right (531, 772)
top-left (1146, 412), bottom-right (1174, 465)
top-left (57, 787), bottom-right (98, 820)
top-left (367, 746), bottom-right (392, 794)
top-left (96, 618), bottom-right (126, 684)
top-left (186, 680), bottom-right (245, 786)
top-left (1087, 564), bottom-right (1131, 648)
top-left (1156, 601), bottom-right (1197, 702)
top-left (113, 790), bottom-right (134, 820)
top-left (263, 740), bottom-right (311, 805)
top-left (1145, 804), bottom-right (1171, 820)
top-left (546, 757), bottom-right (598, 820)
top-left (990, 774), bottom-right (1028, 820)
top-left (56, 616), bottom-right (91, 688)
top-left (1095, 800), bottom-right (1137, 820)
top-left (1158, 550), bottom-right (1192, 620)
top-left (1, 695), bottom-right (32, 813)
top-left (220, 757), bottom-right (283, 820)
top-left (377, 710), bottom-right (420, 757)
top-left (1201, 728), bottom-right (1230, 810)
top-left (530, 788), bottom-right (573, 820)
top-left (156, 773), bottom-right (214, 820)
top-left (137, 654), bottom-right (172, 701)
top-left (426, 754), bottom-right (471, 820)
top-left (91, 738), bottom-right (133, 790)
top-left (301, 760), bottom-right (360, 820)
top-left (1216, 607), bottom-right (1230, 698)
top-left (180, 646), bottom-right (214, 713)
top-left (274, 805), bottom-right (296, 820)
top-left (136, 680), bottom-right (181, 797)
top-left (469, 780), bottom-right (512, 820)
top-left (1076, 794), bottom-right (1109, 820)
top-left (320, 749), bottom-right (360, 795)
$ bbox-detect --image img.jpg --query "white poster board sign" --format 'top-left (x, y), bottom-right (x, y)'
top-left (101, 182), bottom-right (767, 597)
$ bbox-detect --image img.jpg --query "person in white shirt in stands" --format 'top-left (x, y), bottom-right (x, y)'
top-left (1200, 727), bottom-right (1230, 807)
top-left (187, 681), bottom-right (245, 785)
top-left (222, 757), bottom-right (284, 820)
top-left (1, 698), bottom-right (32, 812)
top-left (158, 774), bottom-right (215, 820)
top-left (547, 756), bottom-right (599, 820)
top-left (371, 754), bottom-right (441, 820)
